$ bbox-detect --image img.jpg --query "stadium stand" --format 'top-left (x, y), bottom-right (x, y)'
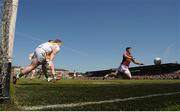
top-left (85, 63), bottom-right (180, 80)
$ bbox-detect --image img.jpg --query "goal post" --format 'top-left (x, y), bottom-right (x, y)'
top-left (0, 0), bottom-right (19, 100)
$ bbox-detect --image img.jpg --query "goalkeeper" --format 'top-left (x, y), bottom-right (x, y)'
top-left (13, 39), bottom-right (62, 84)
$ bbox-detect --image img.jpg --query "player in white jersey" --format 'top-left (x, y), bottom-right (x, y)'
top-left (13, 39), bottom-right (62, 84)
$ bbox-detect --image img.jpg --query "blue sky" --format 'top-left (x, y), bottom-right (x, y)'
top-left (13, 0), bottom-right (180, 72)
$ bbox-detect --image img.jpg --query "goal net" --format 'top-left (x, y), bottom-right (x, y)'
top-left (0, 0), bottom-right (18, 100)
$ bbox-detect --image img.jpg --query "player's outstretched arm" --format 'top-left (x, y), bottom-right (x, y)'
top-left (132, 59), bottom-right (144, 65)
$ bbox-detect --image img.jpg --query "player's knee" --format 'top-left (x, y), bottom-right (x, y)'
top-left (125, 72), bottom-right (132, 79)
top-left (128, 75), bottom-right (132, 79)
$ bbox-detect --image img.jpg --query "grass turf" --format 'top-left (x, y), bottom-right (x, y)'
top-left (1, 79), bottom-right (180, 110)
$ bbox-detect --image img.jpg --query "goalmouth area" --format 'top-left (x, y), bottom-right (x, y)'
top-left (1, 79), bottom-right (180, 111)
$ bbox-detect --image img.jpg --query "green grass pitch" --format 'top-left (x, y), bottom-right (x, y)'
top-left (1, 79), bottom-right (180, 111)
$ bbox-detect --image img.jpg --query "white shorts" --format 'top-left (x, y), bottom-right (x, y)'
top-left (118, 64), bottom-right (131, 77)
top-left (33, 48), bottom-right (46, 63)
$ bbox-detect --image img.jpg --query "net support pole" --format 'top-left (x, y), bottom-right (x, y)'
top-left (8, 0), bottom-right (18, 63)
top-left (5, 0), bottom-right (18, 99)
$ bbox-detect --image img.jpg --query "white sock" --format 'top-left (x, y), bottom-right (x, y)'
top-left (105, 75), bottom-right (109, 78)
top-left (16, 74), bottom-right (20, 79)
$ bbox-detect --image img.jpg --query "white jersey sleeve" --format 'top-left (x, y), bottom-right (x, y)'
top-left (37, 42), bottom-right (53, 53)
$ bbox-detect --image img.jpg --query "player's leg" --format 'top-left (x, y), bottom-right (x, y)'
top-left (41, 61), bottom-right (49, 79)
top-left (104, 71), bottom-right (117, 79)
top-left (36, 68), bottom-right (42, 79)
top-left (103, 74), bottom-right (109, 80)
top-left (118, 65), bottom-right (132, 79)
top-left (103, 68), bottom-right (116, 80)
top-left (49, 62), bottom-right (58, 80)
top-left (13, 58), bottom-right (40, 84)
top-left (30, 69), bottom-right (36, 79)
top-left (124, 68), bottom-right (132, 79)
top-left (41, 61), bottom-right (54, 82)
top-left (116, 65), bottom-right (124, 79)
top-left (20, 58), bottom-right (39, 76)
top-left (48, 61), bottom-right (55, 75)
top-left (111, 71), bottom-right (118, 78)
top-left (45, 61), bottom-right (57, 81)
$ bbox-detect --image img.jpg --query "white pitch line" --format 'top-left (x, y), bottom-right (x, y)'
top-left (21, 91), bottom-right (180, 110)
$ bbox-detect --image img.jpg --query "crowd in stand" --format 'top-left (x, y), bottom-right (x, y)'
top-left (81, 70), bottom-right (180, 80)
top-left (132, 70), bottom-right (180, 80)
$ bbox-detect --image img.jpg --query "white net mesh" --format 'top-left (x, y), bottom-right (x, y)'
top-left (0, 0), bottom-right (13, 100)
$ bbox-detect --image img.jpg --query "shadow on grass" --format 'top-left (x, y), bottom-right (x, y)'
top-left (18, 83), bottom-right (43, 85)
